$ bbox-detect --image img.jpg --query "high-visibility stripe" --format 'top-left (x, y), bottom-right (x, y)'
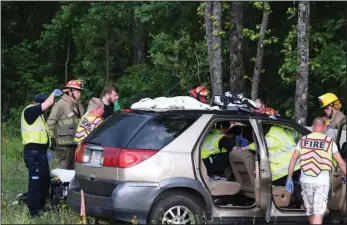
top-left (300, 151), bottom-right (334, 169)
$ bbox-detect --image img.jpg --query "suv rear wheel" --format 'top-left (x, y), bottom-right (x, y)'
top-left (148, 192), bottom-right (206, 224)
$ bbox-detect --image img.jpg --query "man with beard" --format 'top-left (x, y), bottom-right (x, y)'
top-left (100, 84), bottom-right (119, 120)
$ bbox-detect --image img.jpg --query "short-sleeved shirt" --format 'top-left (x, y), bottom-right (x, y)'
top-left (296, 141), bottom-right (338, 185)
top-left (101, 103), bottom-right (115, 120)
top-left (23, 104), bottom-right (49, 151)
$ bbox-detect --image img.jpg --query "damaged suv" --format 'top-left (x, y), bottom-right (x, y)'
top-left (67, 108), bottom-right (346, 224)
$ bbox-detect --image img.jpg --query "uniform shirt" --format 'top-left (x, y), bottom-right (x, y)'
top-left (23, 105), bottom-right (49, 151)
top-left (296, 141), bottom-right (338, 185)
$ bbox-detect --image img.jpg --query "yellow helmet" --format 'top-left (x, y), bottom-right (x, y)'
top-left (318, 93), bottom-right (339, 108)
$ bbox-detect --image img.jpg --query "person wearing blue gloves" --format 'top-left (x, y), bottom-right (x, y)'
top-left (21, 89), bottom-right (62, 217)
top-left (286, 117), bottom-right (347, 225)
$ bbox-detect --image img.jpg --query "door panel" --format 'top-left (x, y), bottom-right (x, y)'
top-left (250, 119), bottom-right (272, 222)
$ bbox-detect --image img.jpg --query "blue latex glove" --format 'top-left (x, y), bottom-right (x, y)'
top-left (47, 150), bottom-right (53, 163)
top-left (285, 178), bottom-right (294, 193)
top-left (344, 176), bottom-right (347, 184)
top-left (53, 89), bottom-right (63, 97)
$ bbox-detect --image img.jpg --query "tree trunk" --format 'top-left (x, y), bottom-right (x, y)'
top-left (251, 1), bottom-right (270, 100)
top-left (229, 2), bottom-right (245, 94)
top-left (133, 16), bottom-right (146, 65)
top-left (295, 1), bottom-right (310, 125)
top-left (105, 26), bottom-right (109, 83)
top-left (205, 1), bottom-right (223, 96)
top-left (64, 37), bottom-right (71, 84)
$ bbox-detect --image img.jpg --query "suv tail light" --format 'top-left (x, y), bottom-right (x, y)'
top-left (75, 145), bottom-right (158, 168)
top-left (118, 149), bottom-right (158, 168)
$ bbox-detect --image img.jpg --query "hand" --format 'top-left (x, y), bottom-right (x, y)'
top-left (53, 89), bottom-right (63, 97)
top-left (285, 178), bottom-right (294, 193)
top-left (50, 138), bottom-right (56, 151)
top-left (344, 176), bottom-right (347, 184)
top-left (47, 150), bottom-right (53, 163)
top-left (233, 146), bottom-right (241, 151)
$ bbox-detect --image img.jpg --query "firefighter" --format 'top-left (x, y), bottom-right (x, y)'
top-left (286, 117), bottom-right (347, 224)
top-left (21, 89), bottom-right (62, 217)
top-left (74, 98), bottom-right (104, 145)
top-left (254, 98), bottom-right (280, 116)
top-left (201, 121), bottom-right (235, 176)
top-left (318, 93), bottom-right (346, 130)
top-left (47, 80), bottom-right (85, 170)
top-left (188, 85), bottom-right (209, 104)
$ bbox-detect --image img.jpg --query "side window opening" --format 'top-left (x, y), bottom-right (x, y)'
top-left (199, 119), bottom-right (258, 209)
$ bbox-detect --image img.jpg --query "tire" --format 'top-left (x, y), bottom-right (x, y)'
top-left (148, 191), bottom-right (206, 224)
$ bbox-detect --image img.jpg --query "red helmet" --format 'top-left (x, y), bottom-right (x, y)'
top-left (63, 79), bottom-right (84, 91)
top-left (188, 85), bottom-right (208, 103)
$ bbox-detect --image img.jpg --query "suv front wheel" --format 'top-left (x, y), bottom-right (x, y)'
top-left (148, 191), bottom-right (206, 224)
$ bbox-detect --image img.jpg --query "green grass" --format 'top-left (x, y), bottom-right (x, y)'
top-left (1, 129), bottom-right (84, 224)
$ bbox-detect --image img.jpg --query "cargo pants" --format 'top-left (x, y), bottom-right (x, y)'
top-left (24, 149), bottom-right (50, 217)
top-left (56, 145), bottom-right (77, 170)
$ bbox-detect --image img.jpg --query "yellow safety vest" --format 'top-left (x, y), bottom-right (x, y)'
top-left (21, 104), bottom-right (51, 147)
top-left (299, 132), bottom-right (336, 177)
top-left (74, 114), bottom-right (103, 145)
top-left (201, 129), bottom-right (227, 159)
top-left (248, 126), bottom-right (301, 181)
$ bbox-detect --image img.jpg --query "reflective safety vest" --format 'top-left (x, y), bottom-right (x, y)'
top-left (299, 132), bottom-right (337, 177)
top-left (74, 113), bottom-right (103, 145)
top-left (201, 129), bottom-right (227, 159)
top-left (21, 104), bottom-right (51, 146)
top-left (263, 126), bottom-right (301, 181)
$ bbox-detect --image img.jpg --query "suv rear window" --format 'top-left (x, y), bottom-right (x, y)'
top-left (127, 115), bottom-right (198, 150)
top-left (85, 113), bottom-right (148, 148)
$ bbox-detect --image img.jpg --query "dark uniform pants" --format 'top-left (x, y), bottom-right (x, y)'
top-left (24, 149), bottom-right (50, 216)
top-left (56, 145), bottom-right (76, 170)
top-left (203, 152), bottom-right (231, 176)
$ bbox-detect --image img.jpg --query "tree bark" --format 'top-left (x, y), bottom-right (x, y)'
top-left (105, 25), bottom-right (109, 82)
top-left (251, 1), bottom-right (270, 100)
top-left (229, 2), bottom-right (245, 94)
top-left (133, 15), bottom-right (146, 65)
top-left (205, 1), bottom-right (223, 96)
top-left (64, 37), bottom-right (71, 84)
top-left (295, 1), bottom-right (310, 125)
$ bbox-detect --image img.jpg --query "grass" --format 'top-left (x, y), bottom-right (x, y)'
top-left (1, 128), bottom-right (86, 224)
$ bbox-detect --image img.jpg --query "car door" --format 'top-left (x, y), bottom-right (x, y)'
top-left (328, 121), bottom-right (346, 216)
top-left (250, 118), bottom-right (272, 223)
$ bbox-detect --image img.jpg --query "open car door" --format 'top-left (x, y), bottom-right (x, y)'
top-left (328, 121), bottom-right (346, 216)
top-left (250, 118), bottom-right (272, 223)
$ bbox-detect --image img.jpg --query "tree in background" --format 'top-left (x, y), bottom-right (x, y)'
top-left (295, 1), bottom-right (310, 125)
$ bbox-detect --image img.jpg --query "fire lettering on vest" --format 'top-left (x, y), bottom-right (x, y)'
top-left (81, 119), bottom-right (93, 131)
top-left (302, 138), bottom-right (330, 152)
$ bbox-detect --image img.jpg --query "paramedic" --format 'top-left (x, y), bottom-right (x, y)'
top-left (100, 84), bottom-right (119, 120)
top-left (47, 80), bottom-right (85, 170)
top-left (318, 93), bottom-right (346, 130)
top-left (74, 98), bottom-right (104, 145)
top-left (201, 121), bottom-right (235, 176)
top-left (286, 117), bottom-right (347, 224)
top-left (21, 89), bottom-right (62, 217)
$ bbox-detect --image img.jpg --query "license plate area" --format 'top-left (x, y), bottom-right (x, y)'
top-left (90, 150), bottom-right (102, 165)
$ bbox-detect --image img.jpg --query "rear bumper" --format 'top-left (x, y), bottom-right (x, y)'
top-left (67, 178), bottom-right (160, 224)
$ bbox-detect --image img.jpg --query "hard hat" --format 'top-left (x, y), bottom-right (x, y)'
top-left (318, 93), bottom-right (339, 108)
top-left (63, 79), bottom-right (84, 91)
top-left (188, 85), bottom-right (208, 103)
top-left (33, 93), bottom-right (48, 103)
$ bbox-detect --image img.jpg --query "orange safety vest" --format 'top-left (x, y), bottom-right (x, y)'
top-left (74, 113), bottom-right (103, 145)
top-left (299, 132), bottom-right (336, 177)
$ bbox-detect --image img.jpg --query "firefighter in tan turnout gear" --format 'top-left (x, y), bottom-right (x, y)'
top-left (47, 80), bottom-right (85, 169)
top-left (286, 117), bottom-right (347, 225)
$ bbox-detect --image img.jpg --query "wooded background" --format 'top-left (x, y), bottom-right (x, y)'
top-left (1, 1), bottom-right (346, 127)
